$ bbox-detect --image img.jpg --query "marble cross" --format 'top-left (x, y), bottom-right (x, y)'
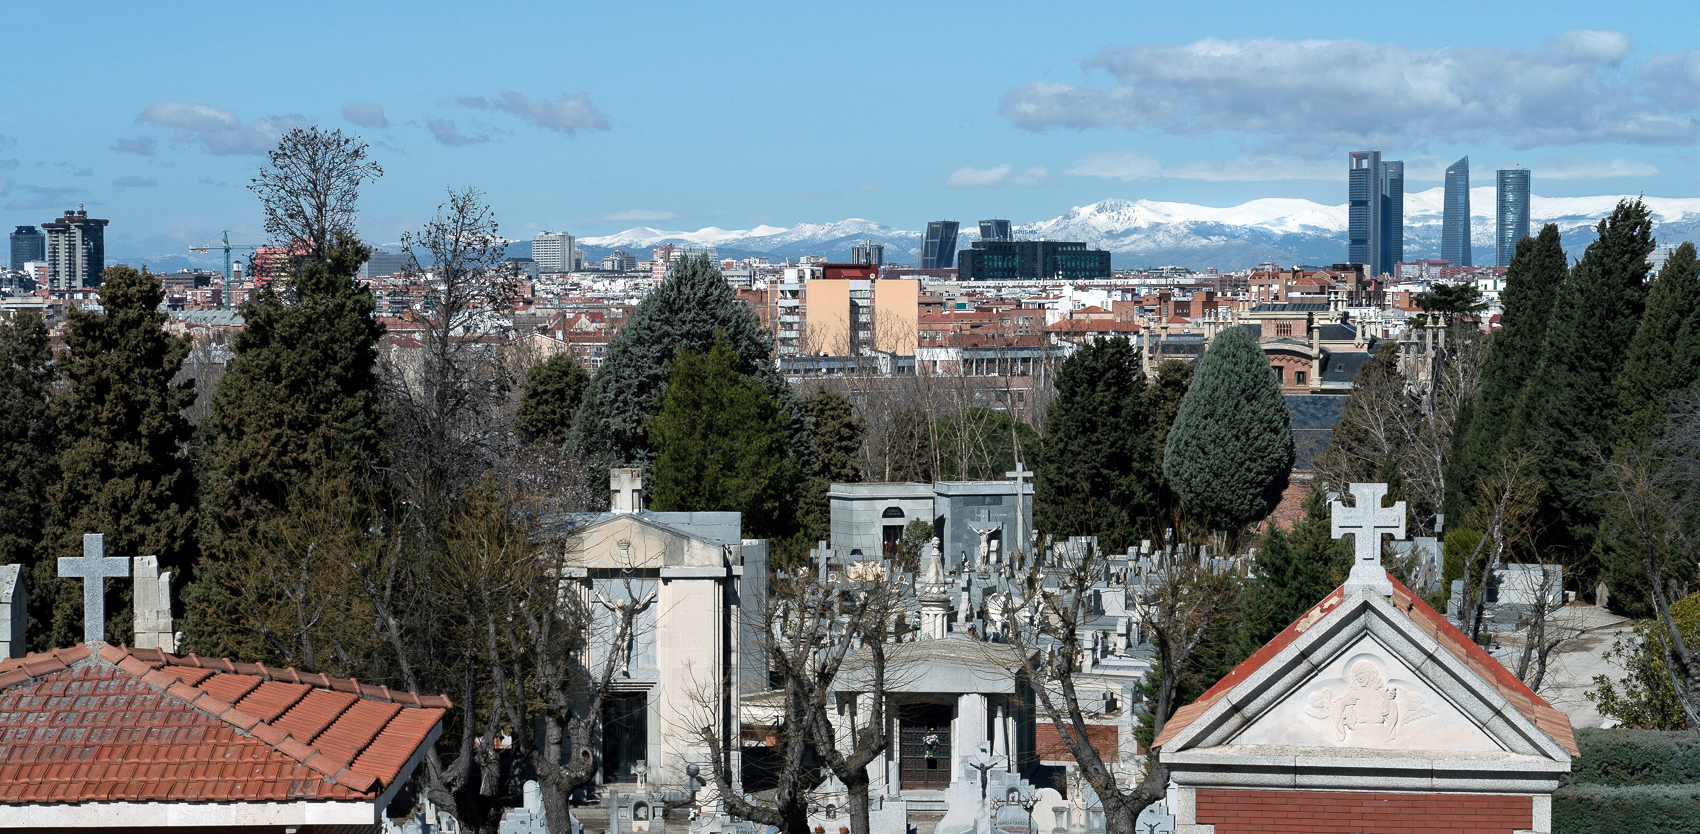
top-left (610, 467), bottom-right (644, 514)
top-left (58, 533), bottom-right (131, 644)
top-left (1332, 483), bottom-right (1404, 596)
top-left (1006, 464), bottom-right (1033, 565)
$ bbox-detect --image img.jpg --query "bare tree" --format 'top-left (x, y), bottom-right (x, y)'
top-left (1455, 450), bottom-right (1541, 643)
top-left (386, 187), bottom-right (522, 507)
top-left (996, 536), bottom-right (1238, 834)
top-left (249, 126), bottom-right (383, 262)
top-left (1510, 552), bottom-right (1583, 693)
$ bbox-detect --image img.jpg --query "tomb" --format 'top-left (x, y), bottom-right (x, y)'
top-left (828, 477), bottom-right (1035, 573)
top-left (1154, 483), bottom-right (1576, 834)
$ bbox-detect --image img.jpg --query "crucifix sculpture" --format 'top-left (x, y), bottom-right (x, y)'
top-left (57, 533), bottom-right (131, 644)
top-left (1332, 482), bottom-right (1405, 596)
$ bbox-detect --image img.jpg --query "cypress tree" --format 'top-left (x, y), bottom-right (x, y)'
top-left (1517, 200), bottom-right (1655, 556)
top-left (648, 340), bottom-right (804, 541)
top-left (796, 389), bottom-right (867, 554)
top-left (516, 352), bottom-right (592, 444)
top-left (1143, 358), bottom-right (1194, 491)
top-left (1613, 242), bottom-right (1700, 450)
top-left (570, 254), bottom-right (806, 466)
top-left (1034, 336), bottom-right (1159, 553)
top-left (43, 266), bottom-right (196, 648)
top-left (1163, 324), bottom-right (1294, 536)
top-left (1443, 225), bottom-right (1567, 522)
top-left (0, 311), bottom-right (58, 643)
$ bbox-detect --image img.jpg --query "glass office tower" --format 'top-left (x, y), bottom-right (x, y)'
top-left (921, 221), bottom-right (959, 269)
top-left (1442, 156), bottom-right (1472, 267)
top-left (978, 219), bottom-right (1012, 242)
top-left (1348, 151), bottom-right (1404, 277)
top-left (1496, 168), bottom-right (1531, 267)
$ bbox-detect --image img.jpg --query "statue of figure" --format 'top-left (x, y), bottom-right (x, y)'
top-left (596, 588), bottom-right (658, 676)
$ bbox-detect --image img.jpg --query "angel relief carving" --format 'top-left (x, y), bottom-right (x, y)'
top-left (1302, 656), bottom-right (1438, 744)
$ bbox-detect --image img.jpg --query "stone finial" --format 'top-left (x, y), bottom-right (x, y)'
top-left (611, 468), bottom-right (644, 514)
top-left (0, 565), bottom-right (24, 659)
top-left (1333, 483), bottom-right (1406, 596)
top-left (132, 555), bottom-right (178, 652)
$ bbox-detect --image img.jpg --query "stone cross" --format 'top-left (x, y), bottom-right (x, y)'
top-left (57, 533), bottom-right (131, 644)
top-left (611, 467), bottom-right (644, 514)
top-left (1332, 483), bottom-right (1405, 596)
top-left (1006, 463), bottom-right (1033, 565)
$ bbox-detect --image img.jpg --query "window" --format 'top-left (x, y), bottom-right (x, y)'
top-left (1276, 321), bottom-right (1294, 337)
top-left (1295, 370), bottom-right (1307, 385)
top-left (1271, 365), bottom-right (1283, 383)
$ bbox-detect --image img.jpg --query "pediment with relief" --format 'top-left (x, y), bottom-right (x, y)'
top-left (1231, 634), bottom-right (1502, 751)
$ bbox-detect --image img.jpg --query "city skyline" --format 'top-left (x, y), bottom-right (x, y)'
top-left (1, 1), bottom-right (1697, 264)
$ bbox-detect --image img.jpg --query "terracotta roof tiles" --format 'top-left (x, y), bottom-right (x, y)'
top-left (0, 643), bottom-right (448, 807)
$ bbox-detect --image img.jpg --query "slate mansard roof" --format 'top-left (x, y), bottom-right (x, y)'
top-left (0, 643), bottom-right (448, 806)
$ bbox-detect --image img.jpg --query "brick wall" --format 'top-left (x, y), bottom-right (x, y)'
top-left (1195, 789), bottom-right (1533, 833)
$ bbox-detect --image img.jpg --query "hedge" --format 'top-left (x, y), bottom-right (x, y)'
top-left (1565, 728), bottom-right (1700, 786)
top-left (1553, 783), bottom-right (1700, 834)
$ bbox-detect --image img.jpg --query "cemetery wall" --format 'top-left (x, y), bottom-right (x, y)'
top-left (1193, 789), bottom-right (1533, 833)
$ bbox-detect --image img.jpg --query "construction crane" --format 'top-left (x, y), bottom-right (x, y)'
top-left (189, 231), bottom-right (260, 310)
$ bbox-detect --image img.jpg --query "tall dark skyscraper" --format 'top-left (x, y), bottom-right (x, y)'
top-left (1442, 156), bottom-right (1472, 267)
top-left (921, 220), bottom-right (959, 269)
top-left (10, 225), bottom-right (45, 270)
top-left (1496, 168), bottom-right (1532, 268)
top-left (978, 219), bottom-right (1012, 242)
top-left (851, 241), bottom-right (884, 266)
top-left (1348, 151), bottom-right (1404, 277)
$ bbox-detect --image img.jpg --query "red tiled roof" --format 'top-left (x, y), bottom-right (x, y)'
top-left (0, 644), bottom-right (449, 805)
top-left (1152, 573), bottom-right (1577, 756)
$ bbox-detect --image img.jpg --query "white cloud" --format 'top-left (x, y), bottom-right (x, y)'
top-left (945, 164), bottom-right (1012, 188)
top-left (1002, 31), bottom-right (1700, 149)
top-left (113, 176), bottom-right (157, 188)
top-left (426, 119), bottom-right (491, 147)
top-left (1012, 166), bottom-right (1049, 186)
top-left (458, 91), bottom-right (610, 135)
top-left (342, 102), bottom-right (389, 129)
top-left (1536, 155), bottom-right (1658, 180)
top-left (138, 102), bottom-right (303, 155)
top-left (1066, 152), bottom-right (1332, 182)
top-left (604, 209), bottom-right (678, 221)
top-left (113, 136), bottom-right (157, 156)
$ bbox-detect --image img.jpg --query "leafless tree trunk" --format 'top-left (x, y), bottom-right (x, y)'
top-left (1457, 450), bottom-right (1540, 643)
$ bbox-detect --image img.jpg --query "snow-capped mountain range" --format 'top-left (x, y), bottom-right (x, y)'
top-left (573, 188), bottom-right (1700, 272)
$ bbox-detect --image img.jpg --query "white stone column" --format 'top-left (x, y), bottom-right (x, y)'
top-left (954, 694), bottom-right (988, 783)
top-left (992, 698), bottom-right (1008, 766)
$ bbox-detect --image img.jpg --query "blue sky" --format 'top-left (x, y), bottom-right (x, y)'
top-left (3, 0), bottom-right (1698, 259)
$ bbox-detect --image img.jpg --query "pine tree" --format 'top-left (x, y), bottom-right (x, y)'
top-left (516, 352), bottom-right (592, 444)
top-left (1163, 324), bottom-right (1294, 536)
top-left (1517, 200), bottom-right (1655, 556)
top-left (1614, 242), bottom-right (1700, 450)
top-left (1443, 225), bottom-right (1567, 522)
top-left (796, 389), bottom-right (867, 554)
top-left (1034, 336), bottom-right (1159, 553)
top-left (648, 340), bottom-right (804, 540)
top-left (570, 254), bottom-right (806, 466)
top-left (0, 311), bottom-right (58, 643)
top-left (43, 266), bottom-right (196, 648)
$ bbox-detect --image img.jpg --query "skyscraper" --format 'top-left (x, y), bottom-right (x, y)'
top-left (1347, 151), bottom-right (1404, 278)
top-left (532, 231), bottom-right (576, 273)
top-left (851, 241), bottom-right (884, 266)
top-left (10, 225), bottom-right (44, 270)
top-left (1441, 156), bottom-right (1472, 267)
top-left (920, 221), bottom-right (959, 269)
top-left (1496, 168), bottom-right (1532, 268)
top-left (979, 219), bottom-right (1012, 242)
top-left (40, 207), bottom-right (108, 290)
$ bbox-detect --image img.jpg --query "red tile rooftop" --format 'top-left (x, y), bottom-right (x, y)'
top-left (0, 643), bottom-right (448, 806)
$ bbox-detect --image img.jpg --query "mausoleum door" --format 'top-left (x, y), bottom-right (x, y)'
top-left (898, 703), bottom-right (953, 789)
top-left (883, 525), bottom-right (904, 559)
top-left (601, 693), bottom-right (648, 783)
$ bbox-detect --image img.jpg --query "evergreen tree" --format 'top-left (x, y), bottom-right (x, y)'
top-left (185, 238), bottom-right (386, 654)
top-left (570, 254), bottom-right (806, 466)
top-left (1313, 342), bottom-right (1403, 487)
top-left (648, 340), bottom-right (804, 540)
top-left (515, 352), bottom-right (592, 444)
top-left (1443, 225), bottom-right (1567, 522)
top-left (43, 266), bottom-right (196, 648)
top-left (1241, 488), bottom-right (1351, 648)
top-left (0, 311), bottom-right (58, 643)
top-left (1614, 242), bottom-right (1700, 450)
top-left (1517, 200), bottom-right (1655, 556)
top-left (1143, 358), bottom-right (1193, 503)
top-left (796, 389), bottom-right (867, 554)
top-left (1163, 324), bottom-right (1294, 536)
top-left (1034, 336), bottom-right (1159, 553)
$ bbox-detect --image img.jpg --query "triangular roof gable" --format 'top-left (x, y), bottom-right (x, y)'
top-left (1155, 573), bottom-right (1575, 761)
top-left (572, 512), bottom-right (728, 569)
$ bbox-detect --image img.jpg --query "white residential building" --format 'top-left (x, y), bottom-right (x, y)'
top-left (532, 231), bottom-right (578, 273)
